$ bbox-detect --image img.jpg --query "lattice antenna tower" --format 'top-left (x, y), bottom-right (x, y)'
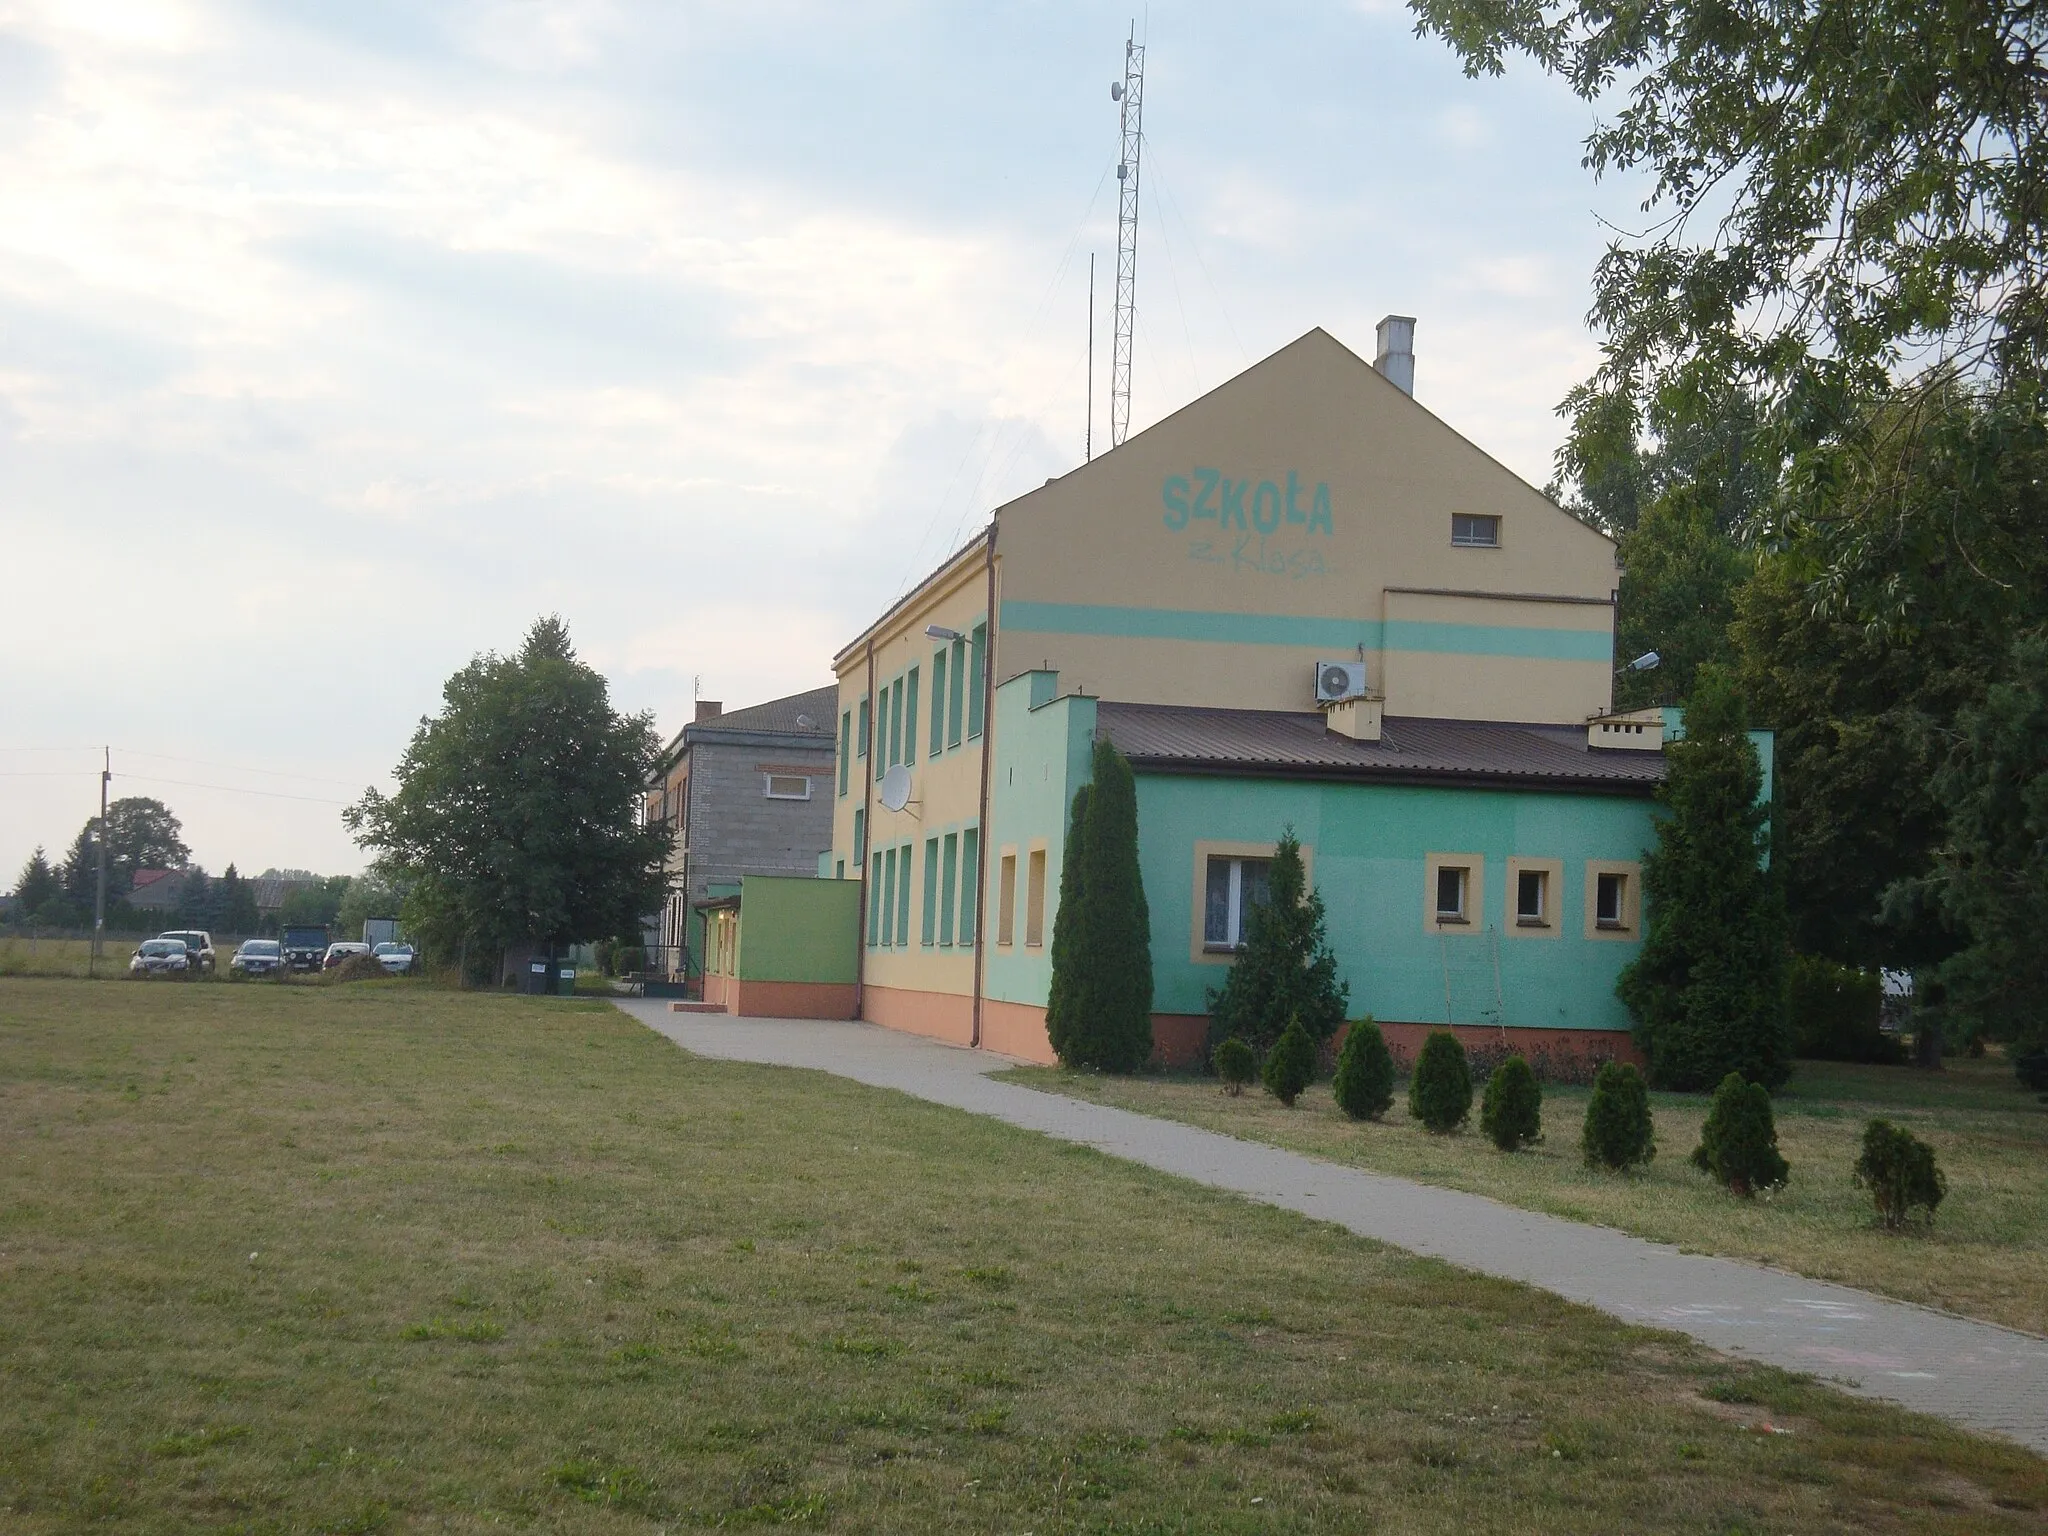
top-left (1109, 24), bottom-right (1145, 448)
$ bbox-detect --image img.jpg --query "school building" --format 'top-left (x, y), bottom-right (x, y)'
top-left (733, 321), bottom-right (1763, 1067)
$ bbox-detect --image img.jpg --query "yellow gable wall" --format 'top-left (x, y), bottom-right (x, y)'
top-left (992, 328), bottom-right (1620, 723)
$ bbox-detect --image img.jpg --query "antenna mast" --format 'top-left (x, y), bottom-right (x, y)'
top-left (1109, 24), bottom-right (1144, 448)
top-left (1085, 253), bottom-right (1095, 461)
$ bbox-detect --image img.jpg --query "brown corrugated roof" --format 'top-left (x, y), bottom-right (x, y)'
top-left (1096, 702), bottom-right (1665, 793)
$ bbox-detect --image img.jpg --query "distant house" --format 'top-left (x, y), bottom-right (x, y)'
top-left (126, 869), bottom-right (185, 910)
top-left (250, 876), bottom-right (320, 915)
top-left (643, 686), bottom-right (838, 983)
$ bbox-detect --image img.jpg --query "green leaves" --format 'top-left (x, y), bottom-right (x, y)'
top-left (343, 616), bottom-right (670, 964)
top-left (1206, 829), bottom-right (1348, 1057)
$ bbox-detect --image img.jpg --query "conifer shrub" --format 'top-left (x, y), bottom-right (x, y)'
top-left (1581, 1061), bottom-right (1656, 1170)
top-left (1853, 1119), bottom-right (1946, 1229)
top-left (1262, 1017), bottom-right (1316, 1107)
top-left (1332, 1017), bottom-right (1395, 1121)
top-left (1691, 1072), bottom-right (1789, 1196)
top-left (1207, 829), bottom-right (1347, 1057)
top-left (1618, 668), bottom-right (1791, 1090)
top-left (1213, 1036), bottom-right (1257, 1097)
top-left (1043, 783), bottom-right (1093, 1063)
top-left (1479, 1054), bottom-right (1542, 1151)
top-left (1045, 743), bottom-right (1153, 1072)
top-left (1408, 1030), bottom-right (1472, 1133)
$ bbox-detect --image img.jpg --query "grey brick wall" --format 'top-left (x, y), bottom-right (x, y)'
top-left (682, 741), bottom-right (837, 902)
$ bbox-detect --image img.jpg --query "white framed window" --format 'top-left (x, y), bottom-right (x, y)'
top-left (1515, 868), bottom-right (1548, 926)
top-left (764, 774), bottom-right (812, 800)
top-left (1451, 513), bottom-right (1501, 548)
top-left (1435, 864), bottom-right (1470, 922)
top-left (1597, 872), bottom-right (1626, 927)
top-left (1203, 855), bottom-right (1273, 950)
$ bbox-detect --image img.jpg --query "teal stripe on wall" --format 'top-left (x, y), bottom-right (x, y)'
top-left (1000, 601), bottom-right (1612, 662)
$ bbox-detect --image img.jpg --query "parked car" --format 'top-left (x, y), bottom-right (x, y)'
top-left (230, 938), bottom-right (282, 977)
top-left (323, 941), bottom-right (373, 970)
top-left (281, 924), bottom-right (330, 972)
top-left (129, 938), bottom-right (190, 978)
top-left (372, 942), bottom-right (417, 976)
top-left (156, 929), bottom-right (216, 974)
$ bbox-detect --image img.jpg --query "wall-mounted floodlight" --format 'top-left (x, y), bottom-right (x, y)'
top-left (1620, 651), bottom-right (1661, 673)
top-left (925, 624), bottom-right (963, 642)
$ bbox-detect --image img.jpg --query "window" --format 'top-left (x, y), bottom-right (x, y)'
top-left (959, 828), bottom-right (979, 946)
top-left (966, 623), bottom-right (987, 739)
top-left (1451, 513), bottom-right (1501, 547)
top-left (939, 832), bottom-right (959, 944)
top-left (1597, 872), bottom-right (1625, 927)
top-left (1202, 856), bottom-right (1272, 950)
top-left (857, 697), bottom-right (870, 759)
top-left (948, 637), bottom-right (966, 747)
top-left (1583, 861), bottom-right (1641, 939)
top-left (921, 838), bottom-right (940, 945)
top-left (879, 850), bottom-right (896, 946)
top-left (886, 678), bottom-right (903, 769)
top-left (868, 851), bottom-right (883, 946)
top-left (904, 666), bottom-right (920, 768)
top-left (838, 711), bottom-right (851, 796)
top-left (764, 774), bottom-right (811, 800)
top-left (853, 808), bottom-right (865, 863)
top-left (1515, 867), bottom-right (1548, 926)
top-left (895, 844), bottom-right (912, 946)
top-left (1024, 848), bottom-right (1047, 947)
top-left (835, 859), bottom-right (845, 880)
top-left (997, 850), bottom-right (1017, 945)
top-left (1435, 865), bottom-right (1469, 922)
top-left (930, 649), bottom-right (948, 757)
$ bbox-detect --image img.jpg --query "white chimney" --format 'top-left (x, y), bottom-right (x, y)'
top-left (1374, 315), bottom-right (1415, 396)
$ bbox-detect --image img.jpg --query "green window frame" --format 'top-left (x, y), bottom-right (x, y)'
top-left (868, 851), bottom-right (883, 946)
top-left (966, 623), bottom-right (987, 739)
top-left (958, 826), bottom-right (980, 947)
top-left (895, 844), bottom-right (912, 947)
top-left (838, 710), bottom-right (851, 796)
top-left (948, 637), bottom-right (966, 747)
top-left (879, 848), bottom-right (897, 946)
top-left (921, 837), bottom-right (940, 946)
top-left (857, 697), bottom-right (870, 759)
top-left (939, 832), bottom-right (958, 944)
top-left (853, 807), bottom-right (865, 863)
top-left (929, 649), bottom-right (948, 757)
top-left (905, 666), bottom-right (920, 769)
top-left (886, 677), bottom-right (903, 770)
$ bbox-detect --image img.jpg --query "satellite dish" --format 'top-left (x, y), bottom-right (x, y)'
top-left (1110, 81), bottom-right (1124, 102)
top-left (794, 713), bottom-right (814, 730)
top-left (879, 764), bottom-right (913, 813)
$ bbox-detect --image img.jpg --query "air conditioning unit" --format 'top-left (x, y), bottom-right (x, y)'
top-left (1313, 661), bottom-right (1368, 703)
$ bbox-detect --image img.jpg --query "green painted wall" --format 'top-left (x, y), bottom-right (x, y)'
top-left (735, 875), bottom-right (860, 984)
top-left (983, 673), bottom-right (1096, 1008)
top-left (1134, 775), bottom-right (1657, 1031)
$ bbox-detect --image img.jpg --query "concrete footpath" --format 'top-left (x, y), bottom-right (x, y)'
top-left (613, 1001), bottom-right (2048, 1455)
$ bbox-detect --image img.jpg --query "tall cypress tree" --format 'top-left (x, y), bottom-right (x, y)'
top-left (1619, 666), bottom-right (1790, 1089)
top-left (1044, 782), bottom-right (1092, 1063)
top-left (1047, 741), bottom-right (1153, 1072)
top-left (1208, 828), bottom-right (1348, 1056)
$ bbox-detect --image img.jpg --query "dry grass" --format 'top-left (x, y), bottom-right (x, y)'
top-left (1000, 1052), bottom-right (2048, 1337)
top-left (0, 977), bottom-right (2042, 1533)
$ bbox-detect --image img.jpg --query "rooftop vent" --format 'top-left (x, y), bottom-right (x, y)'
top-left (1374, 315), bottom-right (1416, 396)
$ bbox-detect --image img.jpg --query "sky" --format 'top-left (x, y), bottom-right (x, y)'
top-left (0, 0), bottom-right (1648, 881)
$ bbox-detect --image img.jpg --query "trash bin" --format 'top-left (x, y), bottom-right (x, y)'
top-left (523, 959), bottom-right (552, 996)
top-left (556, 966), bottom-right (578, 997)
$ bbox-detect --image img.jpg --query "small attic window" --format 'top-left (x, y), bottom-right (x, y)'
top-left (1451, 513), bottom-right (1501, 547)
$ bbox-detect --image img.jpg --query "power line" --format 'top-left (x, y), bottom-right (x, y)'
top-left (113, 749), bottom-right (364, 788)
top-left (114, 773), bottom-right (350, 806)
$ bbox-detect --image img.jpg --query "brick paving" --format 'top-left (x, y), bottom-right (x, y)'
top-left (615, 1002), bottom-right (2048, 1454)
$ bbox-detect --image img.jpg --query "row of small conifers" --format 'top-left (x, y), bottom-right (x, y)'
top-left (1212, 1019), bottom-right (1949, 1230)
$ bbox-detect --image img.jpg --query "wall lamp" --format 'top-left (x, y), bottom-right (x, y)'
top-left (1618, 650), bottom-right (1661, 674)
top-left (925, 624), bottom-right (964, 642)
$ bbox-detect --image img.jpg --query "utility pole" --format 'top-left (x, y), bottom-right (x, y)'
top-left (1109, 23), bottom-right (1145, 449)
top-left (91, 747), bottom-right (109, 977)
top-left (1085, 253), bottom-right (1095, 462)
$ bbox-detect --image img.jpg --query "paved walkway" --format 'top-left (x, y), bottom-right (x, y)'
top-left (614, 1002), bottom-right (2048, 1454)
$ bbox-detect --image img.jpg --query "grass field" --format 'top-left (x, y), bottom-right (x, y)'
top-left (1, 979), bottom-right (2042, 1534)
top-left (999, 1052), bottom-right (2048, 1338)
